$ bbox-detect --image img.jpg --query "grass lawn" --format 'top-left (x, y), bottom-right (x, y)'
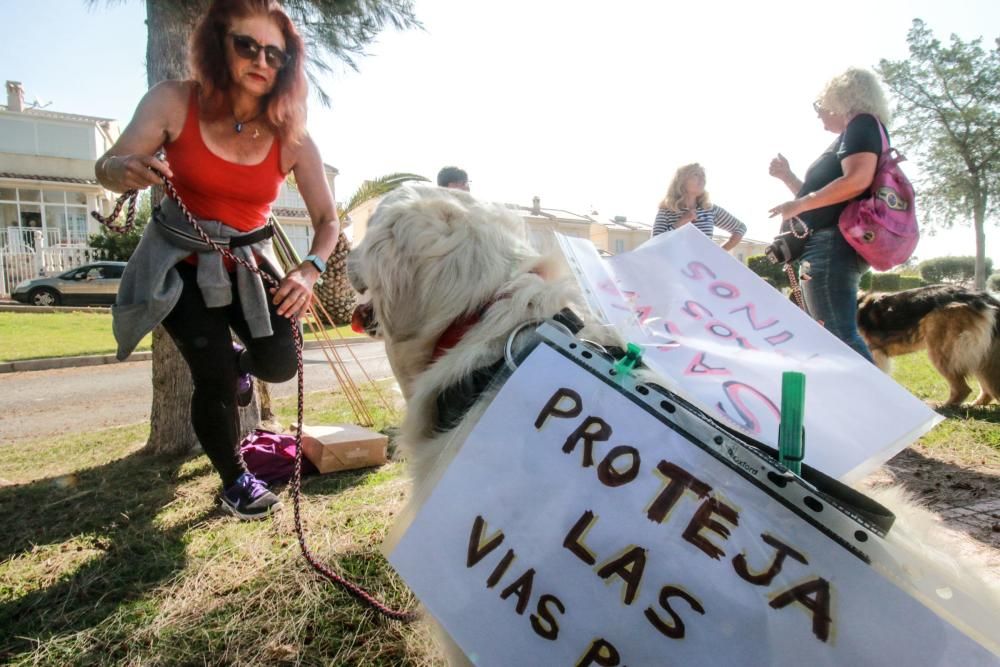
top-left (1, 354), bottom-right (996, 665)
top-left (886, 352), bottom-right (1000, 466)
top-left (301, 318), bottom-right (363, 343)
top-left (0, 312), bottom-right (151, 362)
top-left (0, 311), bottom-right (360, 362)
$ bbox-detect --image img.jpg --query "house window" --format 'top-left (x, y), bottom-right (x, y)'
top-left (0, 187), bottom-right (89, 248)
top-left (614, 239), bottom-right (625, 254)
top-left (283, 223), bottom-right (313, 259)
top-left (274, 181), bottom-right (306, 209)
top-left (65, 209), bottom-right (89, 244)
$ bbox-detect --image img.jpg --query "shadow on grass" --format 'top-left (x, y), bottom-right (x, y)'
top-left (0, 443), bottom-right (406, 663)
top-left (285, 465), bottom-right (394, 497)
top-left (880, 447), bottom-right (1000, 547)
top-left (0, 450), bottom-right (215, 661)
top-left (935, 403), bottom-right (1000, 423)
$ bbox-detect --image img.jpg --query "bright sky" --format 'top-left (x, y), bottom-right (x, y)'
top-left (3, 0), bottom-right (998, 264)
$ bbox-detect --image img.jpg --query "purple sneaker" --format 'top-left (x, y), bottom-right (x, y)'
top-left (221, 472), bottom-right (281, 520)
top-left (233, 342), bottom-right (254, 407)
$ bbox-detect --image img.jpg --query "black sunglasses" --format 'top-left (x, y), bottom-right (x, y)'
top-left (229, 33), bottom-right (290, 70)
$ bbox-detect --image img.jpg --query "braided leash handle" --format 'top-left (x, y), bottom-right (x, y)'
top-left (91, 188), bottom-right (140, 233)
top-left (97, 173), bottom-right (419, 624)
top-left (777, 218), bottom-right (808, 312)
top-left (785, 263), bottom-right (807, 312)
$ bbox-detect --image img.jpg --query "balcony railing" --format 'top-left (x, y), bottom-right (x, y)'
top-left (2, 226), bottom-right (68, 250)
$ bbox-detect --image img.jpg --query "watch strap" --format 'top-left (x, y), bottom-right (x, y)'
top-left (304, 254), bottom-right (327, 273)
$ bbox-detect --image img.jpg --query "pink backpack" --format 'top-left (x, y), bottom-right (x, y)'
top-left (838, 117), bottom-right (919, 271)
top-left (239, 429), bottom-right (317, 485)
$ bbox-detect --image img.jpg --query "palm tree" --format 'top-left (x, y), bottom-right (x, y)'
top-left (93, 0), bottom-right (419, 456)
top-left (313, 172), bottom-right (428, 324)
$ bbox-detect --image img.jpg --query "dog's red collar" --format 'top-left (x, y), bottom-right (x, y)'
top-left (431, 301), bottom-right (497, 362)
top-left (430, 268), bottom-right (546, 362)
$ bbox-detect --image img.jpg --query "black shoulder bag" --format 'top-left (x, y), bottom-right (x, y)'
top-left (764, 216), bottom-right (810, 265)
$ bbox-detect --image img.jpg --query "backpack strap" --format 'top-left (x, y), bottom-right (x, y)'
top-left (875, 115), bottom-right (889, 153)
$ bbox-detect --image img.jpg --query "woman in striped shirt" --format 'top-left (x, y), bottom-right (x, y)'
top-left (652, 163), bottom-right (746, 251)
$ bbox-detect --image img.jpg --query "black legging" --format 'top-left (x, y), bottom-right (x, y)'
top-left (162, 261), bottom-right (297, 487)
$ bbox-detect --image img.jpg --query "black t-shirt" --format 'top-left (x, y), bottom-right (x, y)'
top-left (797, 114), bottom-right (885, 229)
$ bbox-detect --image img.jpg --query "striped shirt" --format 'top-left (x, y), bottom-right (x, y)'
top-left (652, 205), bottom-right (747, 238)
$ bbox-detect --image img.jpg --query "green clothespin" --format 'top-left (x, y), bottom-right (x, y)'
top-left (613, 342), bottom-right (643, 380)
top-left (778, 371), bottom-right (806, 476)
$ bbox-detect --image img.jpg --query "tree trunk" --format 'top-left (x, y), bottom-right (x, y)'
top-left (145, 326), bottom-right (198, 455)
top-left (256, 379), bottom-right (284, 432)
top-left (142, 0), bottom-right (262, 455)
top-left (973, 194), bottom-right (987, 291)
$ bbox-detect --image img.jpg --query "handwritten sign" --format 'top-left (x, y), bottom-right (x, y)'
top-left (557, 225), bottom-right (940, 482)
top-left (388, 344), bottom-right (999, 666)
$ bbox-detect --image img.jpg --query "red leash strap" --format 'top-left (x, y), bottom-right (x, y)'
top-left (94, 177), bottom-right (418, 624)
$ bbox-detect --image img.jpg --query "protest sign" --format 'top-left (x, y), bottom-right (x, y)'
top-left (556, 226), bottom-right (940, 482)
top-left (388, 340), bottom-right (999, 666)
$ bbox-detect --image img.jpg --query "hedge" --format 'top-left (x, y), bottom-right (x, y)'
top-left (859, 272), bottom-right (926, 292)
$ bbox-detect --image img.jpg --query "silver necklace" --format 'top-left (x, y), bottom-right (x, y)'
top-left (234, 109), bottom-right (263, 138)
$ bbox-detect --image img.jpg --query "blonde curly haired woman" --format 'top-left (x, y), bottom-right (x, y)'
top-left (768, 67), bottom-right (890, 361)
top-left (652, 163), bottom-right (746, 252)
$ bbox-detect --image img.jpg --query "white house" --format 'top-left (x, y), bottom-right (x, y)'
top-left (0, 82), bottom-right (120, 248)
top-left (0, 81), bottom-right (125, 295)
top-left (0, 79), bottom-right (338, 295)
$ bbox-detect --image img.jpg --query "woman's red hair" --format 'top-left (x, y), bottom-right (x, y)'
top-left (188, 0), bottom-right (308, 145)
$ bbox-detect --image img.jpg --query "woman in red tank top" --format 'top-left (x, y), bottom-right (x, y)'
top-left (95, 0), bottom-right (340, 520)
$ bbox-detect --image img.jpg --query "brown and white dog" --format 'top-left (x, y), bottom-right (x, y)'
top-left (348, 187), bottom-right (1000, 664)
top-left (857, 285), bottom-right (1000, 406)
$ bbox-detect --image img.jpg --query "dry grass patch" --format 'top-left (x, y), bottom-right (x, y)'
top-left (0, 384), bottom-right (438, 666)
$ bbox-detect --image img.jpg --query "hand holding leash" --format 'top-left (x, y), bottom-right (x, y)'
top-left (272, 266), bottom-right (317, 319)
top-left (100, 153), bottom-right (173, 191)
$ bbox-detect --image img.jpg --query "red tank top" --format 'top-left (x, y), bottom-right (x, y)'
top-left (164, 88), bottom-right (285, 233)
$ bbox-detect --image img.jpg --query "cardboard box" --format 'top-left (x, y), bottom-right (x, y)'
top-left (299, 423), bottom-right (388, 473)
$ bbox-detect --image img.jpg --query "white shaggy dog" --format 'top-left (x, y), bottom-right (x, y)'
top-left (348, 185), bottom-right (608, 490)
top-left (347, 185), bottom-right (1000, 665)
top-left (348, 185), bottom-right (607, 664)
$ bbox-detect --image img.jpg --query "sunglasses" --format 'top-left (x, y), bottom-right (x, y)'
top-left (812, 100), bottom-right (826, 113)
top-left (229, 33), bottom-right (290, 70)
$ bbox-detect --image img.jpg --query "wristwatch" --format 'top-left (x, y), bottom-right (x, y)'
top-left (303, 254), bottom-right (327, 274)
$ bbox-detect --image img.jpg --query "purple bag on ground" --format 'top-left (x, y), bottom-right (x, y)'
top-left (838, 115), bottom-right (919, 271)
top-left (240, 428), bottom-right (317, 485)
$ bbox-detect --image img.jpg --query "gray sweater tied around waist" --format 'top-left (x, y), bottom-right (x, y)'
top-left (112, 196), bottom-right (284, 361)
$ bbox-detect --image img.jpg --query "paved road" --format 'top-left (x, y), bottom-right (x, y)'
top-left (0, 342), bottom-right (393, 445)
